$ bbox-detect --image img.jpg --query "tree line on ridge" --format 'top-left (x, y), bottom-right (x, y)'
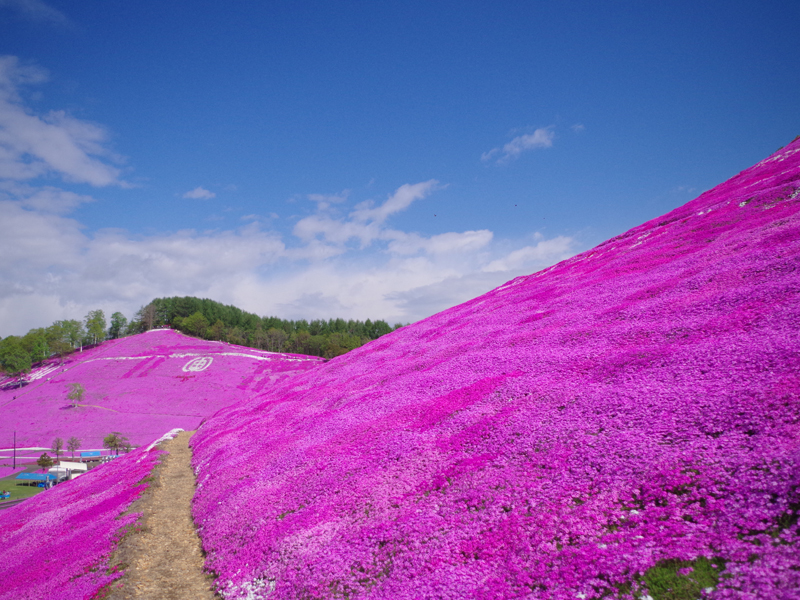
top-left (0, 296), bottom-right (404, 378)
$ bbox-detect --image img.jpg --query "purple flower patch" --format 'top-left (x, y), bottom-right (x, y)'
top-left (189, 139), bottom-right (800, 599)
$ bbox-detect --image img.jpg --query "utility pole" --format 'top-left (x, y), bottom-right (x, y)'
top-left (12, 431), bottom-right (16, 470)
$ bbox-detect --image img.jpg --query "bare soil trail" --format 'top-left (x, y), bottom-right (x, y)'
top-left (107, 430), bottom-right (218, 600)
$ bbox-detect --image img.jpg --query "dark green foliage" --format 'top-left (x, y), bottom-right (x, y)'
top-left (103, 432), bottom-right (129, 454)
top-left (37, 453), bottom-right (54, 471)
top-left (46, 321), bottom-right (76, 361)
top-left (642, 557), bottom-right (724, 600)
top-left (20, 328), bottom-right (49, 363)
top-left (0, 336), bottom-right (32, 377)
top-left (84, 309), bottom-right (107, 345)
top-left (2, 297), bottom-right (400, 363)
top-left (108, 312), bottom-right (128, 339)
top-left (181, 311), bottom-right (210, 337)
top-left (128, 296), bottom-right (399, 358)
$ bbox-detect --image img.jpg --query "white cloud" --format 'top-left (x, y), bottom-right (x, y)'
top-left (350, 181), bottom-right (440, 223)
top-left (385, 230), bottom-right (493, 256)
top-left (571, 123), bottom-right (585, 133)
top-left (182, 186), bottom-right (216, 199)
top-left (293, 180), bottom-right (439, 248)
top-left (0, 181), bottom-right (579, 335)
top-left (0, 56), bottom-right (125, 186)
top-left (482, 234), bottom-right (575, 272)
top-left (0, 180), bottom-right (95, 214)
top-left (307, 190), bottom-right (349, 210)
top-left (0, 60), bottom-right (581, 335)
top-left (482, 127), bottom-right (555, 163)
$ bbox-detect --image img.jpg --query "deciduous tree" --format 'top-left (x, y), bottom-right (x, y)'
top-left (181, 311), bottom-right (210, 338)
top-left (103, 432), bottom-right (128, 455)
top-left (84, 310), bottom-right (107, 345)
top-left (67, 436), bottom-right (81, 460)
top-left (37, 453), bottom-right (53, 471)
top-left (108, 312), bottom-right (128, 339)
top-left (51, 438), bottom-right (63, 462)
top-left (0, 336), bottom-right (32, 379)
top-left (67, 383), bottom-right (85, 408)
top-left (46, 322), bottom-right (73, 363)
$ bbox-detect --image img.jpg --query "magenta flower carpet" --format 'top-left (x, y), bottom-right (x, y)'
top-left (190, 140), bottom-right (800, 599)
top-left (0, 466), bottom-right (24, 480)
top-left (0, 329), bottom-right (323, 450)
top-left (0, 432), bottom-right (174, 600)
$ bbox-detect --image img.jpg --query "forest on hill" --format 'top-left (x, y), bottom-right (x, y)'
top-left (0, 296), bottom-right (402, 376)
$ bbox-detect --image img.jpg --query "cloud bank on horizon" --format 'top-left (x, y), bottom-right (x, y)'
top-left (0, 57), bottom-right (576, 335)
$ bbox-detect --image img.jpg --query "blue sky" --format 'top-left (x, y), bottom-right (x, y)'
top-left (1, 0), bottom-right (798, 335)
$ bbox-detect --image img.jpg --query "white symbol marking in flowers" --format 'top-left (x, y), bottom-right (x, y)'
top-left (182, 357), bottom-right (213, 372)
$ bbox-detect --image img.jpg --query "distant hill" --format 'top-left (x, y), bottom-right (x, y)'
top-left (0, 329), bottom-right (322, 450)
top-left (0, 298), bottom-right (400, 380)
top-left (130, 295), bottom-right (401, 358)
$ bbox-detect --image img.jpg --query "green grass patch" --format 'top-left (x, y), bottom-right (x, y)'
top-left (0, 471), bottom-right (48, 502)
top-left (642, 557), bottom-right (724, 600)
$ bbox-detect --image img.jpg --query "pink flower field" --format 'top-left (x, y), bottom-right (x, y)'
top-left (0, 432), bottom-right (175, 600)
top-left (1, 140), bottom-right (798, 600)
top-left (0, 466), bottom-right (24, 479)
top-left (189, 139), bottom-right (800, 599)
top-left (0, 329), bottom-right (323, 450)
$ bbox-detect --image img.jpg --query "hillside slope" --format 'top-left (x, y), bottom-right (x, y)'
top-left (0, 432), bottom-right (174, 600)
top-left (0, 329), bottom-right (323, 449)
top-left (190, 139), bottom-right (800, 599)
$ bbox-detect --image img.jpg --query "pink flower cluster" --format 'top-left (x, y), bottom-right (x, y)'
top-left (190, 140), bottom-right (800, 599)
top-left (0, 329), bottom-right (323, 450)
top-left (0, 466), bottom-right (24, 479)
top-left (0, 440), bottom-right (166, 600)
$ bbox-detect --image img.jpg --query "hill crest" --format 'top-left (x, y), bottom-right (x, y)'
top-left (0, 328), bottom-right (322, 450)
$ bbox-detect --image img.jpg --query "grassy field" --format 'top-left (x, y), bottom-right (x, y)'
top-left (0, 468), bottom-right (49, 502)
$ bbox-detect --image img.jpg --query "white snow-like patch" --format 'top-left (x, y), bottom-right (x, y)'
top-left (496, 276), bottom-right (527, 291)
top-left (757, 145), bottom-right (800, 165)
top-left (85, 351), bottom-right (319, 365)
top-left (223, 574), bottom-right (276, 600)
top-left (145, 428), bottom-right (185, 451)
top-left (27, 364), bottom-right (61, 381)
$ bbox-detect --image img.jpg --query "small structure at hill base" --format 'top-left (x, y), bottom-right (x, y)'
top-left (49, 461), bottom-right (88, 481)
top-left (15, 472), bottom-right (56, 487)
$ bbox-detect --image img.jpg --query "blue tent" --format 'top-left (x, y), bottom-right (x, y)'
top-left (16, 473), bottom-right (56, 482)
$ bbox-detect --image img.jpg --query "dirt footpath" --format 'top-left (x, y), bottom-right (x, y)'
top-left (107, 430), bottom-right (218, 600)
